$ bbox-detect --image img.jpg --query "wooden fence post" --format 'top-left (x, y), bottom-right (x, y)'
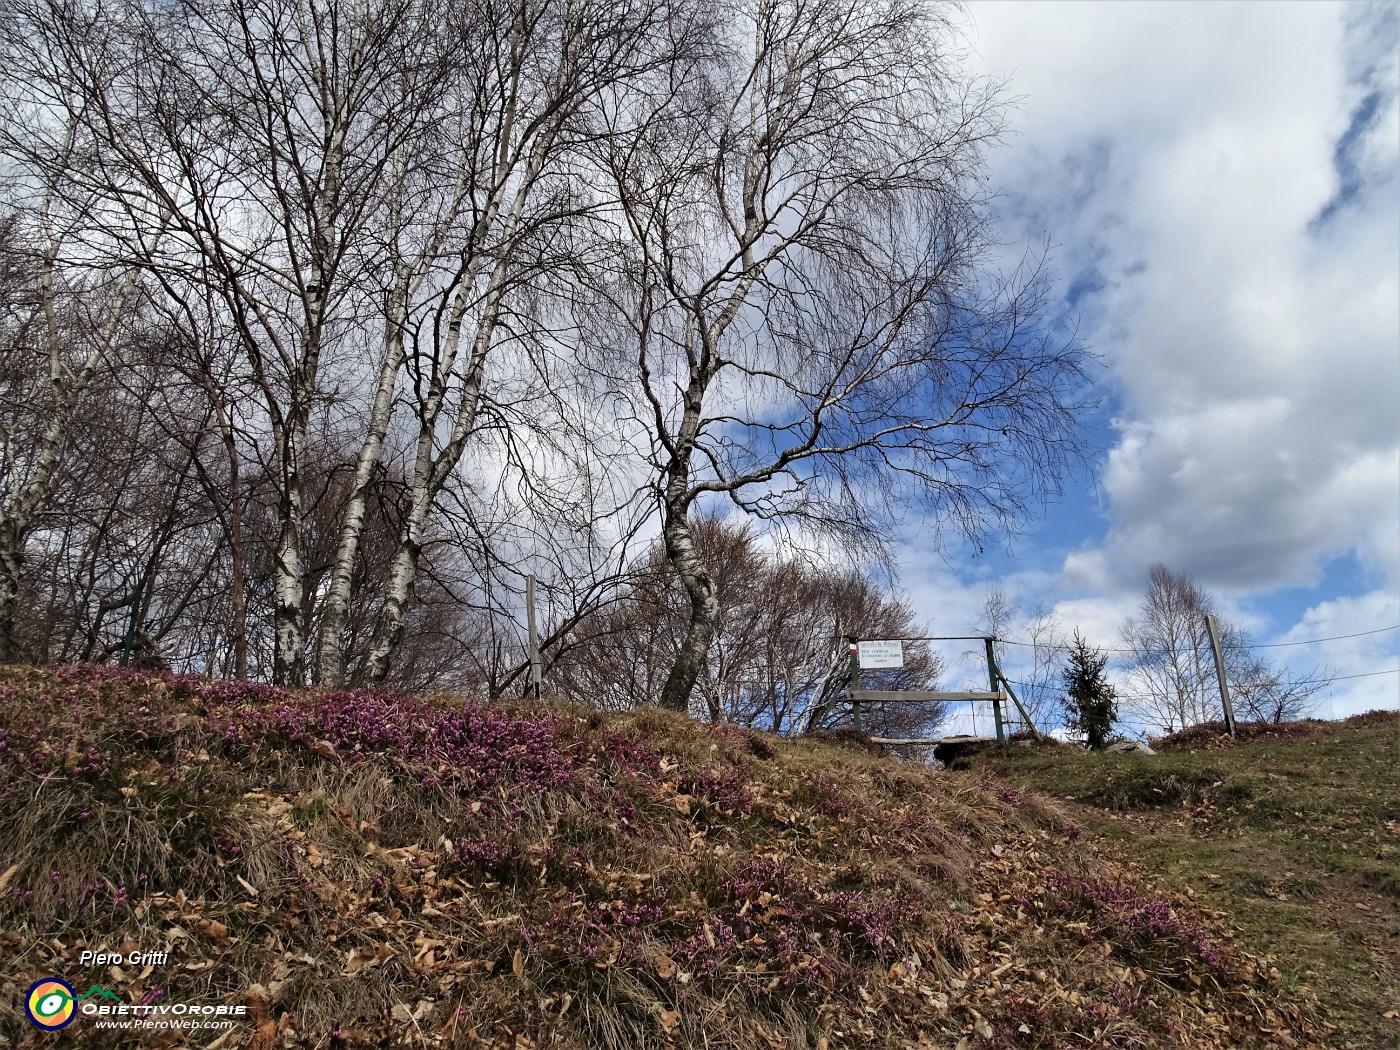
top-left (1205, 614), bottom-right (1236, 737)
top-left (526, 574), bottom-right (542, 699)
top-left (847, 638), bottom-right (863, 733)
top-left (984, 637), bottom-right (1005, 744)
top-left (994, 670), bottom-right (1043, 741)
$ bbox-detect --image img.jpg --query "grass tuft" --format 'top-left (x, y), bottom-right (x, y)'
top-left (967, 708), bottom-right (1400, 1048)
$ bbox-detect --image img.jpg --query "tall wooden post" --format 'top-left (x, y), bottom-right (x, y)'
top-left (984, 637), bottom-right (1006, 743)
top-left (526, 574), bottom-right (542, 699)
top-left (1204, 614), bottom-right (1236, 737)
top-left (848, 638), bottom-right (862, 733)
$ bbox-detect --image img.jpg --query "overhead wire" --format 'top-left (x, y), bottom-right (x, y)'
top-left (1277, 667), bottom-right (1398, 685)
top-left (989, 623), bottom-right (1399, 655)
top-left (861, 629), bottom-right (1399, 714)
top-left (1250, 626), bottom-right (1400, 647)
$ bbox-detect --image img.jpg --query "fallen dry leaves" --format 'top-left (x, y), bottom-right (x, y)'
top-left (0, 666), bottom-right (1340, 1049)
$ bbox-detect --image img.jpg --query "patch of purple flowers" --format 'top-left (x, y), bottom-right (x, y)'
top-left (224, 690), bottom-right (577, 794)
top-left (1043, 873), bottom-right (1232, 981)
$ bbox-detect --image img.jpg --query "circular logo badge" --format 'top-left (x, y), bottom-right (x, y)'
top-left (26, 977), bottom-right (77, 1030)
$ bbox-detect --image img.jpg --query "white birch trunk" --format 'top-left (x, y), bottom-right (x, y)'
top-left (658, 507), bottom-right (720, 712)
top-left (358, 62), bottom-right (559, 681)
top-left (657, 365), bottom-right (718, 712)
top-left (313, 292), bottom-right (407, 685)
top-left (270, 6), bottom-right (361, 686)
top-left (271, 419), bottom-right (308, 685)
top-left (359, 268), bottom-right (506, 680)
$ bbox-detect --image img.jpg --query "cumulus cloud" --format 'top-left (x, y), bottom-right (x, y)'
top-left (956, 0), bottom-right (1399, 686)
top-left (1272, 590), bottom-right (1400, 716)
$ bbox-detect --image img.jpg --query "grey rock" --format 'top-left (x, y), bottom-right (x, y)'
top-left (1105, 739), bottom-right (1155, 754)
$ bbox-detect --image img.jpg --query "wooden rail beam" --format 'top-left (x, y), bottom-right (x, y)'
top-left (868, 735), bottom-right (999, 746)
top-left (848, 690), bottom-right (1004, 703)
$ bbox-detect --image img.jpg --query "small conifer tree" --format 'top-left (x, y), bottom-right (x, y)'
top-left (1061, 631), bottom-right (1118, 749)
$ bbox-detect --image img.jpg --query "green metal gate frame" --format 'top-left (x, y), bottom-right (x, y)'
top-left (846, 635), bottom-right (1042, 743)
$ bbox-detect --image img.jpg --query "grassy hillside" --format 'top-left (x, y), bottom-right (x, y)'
top-left (0, 666), bottom-right (1339, 1048)
top-left (960, 715), bottom-right (1400, 1050)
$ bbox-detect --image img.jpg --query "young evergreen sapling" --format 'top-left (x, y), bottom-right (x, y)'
top-left (1062, 632), bottom-right (1118, 750)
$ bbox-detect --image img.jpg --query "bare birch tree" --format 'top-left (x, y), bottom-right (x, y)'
top-left (0, 269), bottom-right (261, 675)
top-left (352, 0), bottom-right (701, 682)
top-left (2, 0), bottom-right (1094, 702)
top-left (2, 0), bottom-right (699, 686)
top-left (976, 587), bottom-right (1065, 730)
top-left (550, 517), bottom-right (944, 734)
top-left (0, 195), bottom-right (146, 660)
top-left (581, 0), bottom-right (1092, 712)
top-left (1119, 565), bottom-right (1221, 731)
top-left (1120, 564), bottom-right (1331, 732)
top-left (1, 0), bottom-right (462, 683)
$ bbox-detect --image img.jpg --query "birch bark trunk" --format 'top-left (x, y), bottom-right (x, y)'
top-left (358, 265), bottom-right (507, 680)
top-left (656, 365), bottom-right (717, 711)
top-left (0, 522), bottom-right (26, 663)
top-left (210, 395), bottom-right (248, 679)
top-left (357, 35), bottom-right (562, 681)
top-left (267, 0), bottom-right (362, 685)
top-left (657, 519), bottom-right (722, 711)
top-left (270, 419), bottom-right (307, 685)
top-left (312, 293), bottom-right (406, 685)
top-left (312, 138), bottom-right (472, 684)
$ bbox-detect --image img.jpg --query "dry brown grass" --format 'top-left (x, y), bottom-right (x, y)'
top-left (0, 665), bottom-right (1330, 1048)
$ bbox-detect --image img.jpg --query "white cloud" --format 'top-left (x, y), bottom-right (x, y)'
top-left (1273, 589), bottom-right (1400, 717)
top-left (962, 0), bottom-right (1399, 635)
top-left (1045, 595), bottom-right (1139, 650)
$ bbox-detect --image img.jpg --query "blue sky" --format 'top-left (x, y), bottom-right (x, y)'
top-left (897, 0), bottom-right (1400, 729)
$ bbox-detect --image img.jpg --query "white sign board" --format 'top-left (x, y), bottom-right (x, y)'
top-left (857, 639), bottom-right (904, 669)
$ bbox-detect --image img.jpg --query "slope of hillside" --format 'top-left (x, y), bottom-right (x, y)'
top-left (962, 713), bottom-right (1400, 1050)
top-left (0, 666), bottom-right (1323, 1048)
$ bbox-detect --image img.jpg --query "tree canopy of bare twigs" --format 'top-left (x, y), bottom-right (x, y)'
top-left (1120, 564), bottom-right (1333, 733)
top-left (550, 517), bottom-right (945, 735)
top-left (976, 585), bottom-right (1064, 731)
top-left (0, 0), bottom-right (693, 684)
top-left (0, 0), bottom-right (1092, 710)
top-left (575, 0), bottom-right (1093, 711)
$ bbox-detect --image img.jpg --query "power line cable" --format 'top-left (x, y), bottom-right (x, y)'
top-left (990, 624), bottom-right (1399, 655)
top-left (1280, 667), bottom-right (1398, 685)
top-left (1251, 626), bottom-right (1400, 648)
